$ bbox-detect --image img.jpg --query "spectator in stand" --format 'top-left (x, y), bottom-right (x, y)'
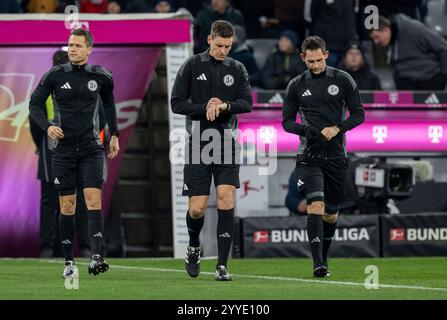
top-left (172, 0), bottom-right (207, 16)
top-left (1, 0), bottom-right (21, 13)
top-left (107, 0), bottom-right (122, 13)
top-left (274, 0), bottom-right (309, 43)
top-left (260, 29), bottom-right (306, 90)
top-left (310, 0), bottom-right (357, 67)
top-left (232, 0), bottom-right (276, 38)
top-left (23, 0), bottom-right (56, 13)
top-left (80, 0), bottom-right (108, 13)
top-left (54, 1), bottom-right (77, 13)
top-left (361, 0), bottom-right (426, 21)
top-left (370, 15), bottom-right (447, 90)
top-left (395, 0), bottom-right (426, 19)
top-left (107, 0), bottom-right (153, 13)
top-left (339, 41), bottom-right (382, 90)
top-left (230, 25), bottom-right (261, 86)
top-left (152, 0), bottom-right (173, 13)
top-left (195, 0), bottom-right (245, 52)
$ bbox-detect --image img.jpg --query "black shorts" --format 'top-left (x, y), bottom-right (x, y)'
top-left (293, 157), bottom-right (348, 214)
top-left (52, 148), bottom-right (104, 196)
top-left (182, 163), bottom-right (240, 197)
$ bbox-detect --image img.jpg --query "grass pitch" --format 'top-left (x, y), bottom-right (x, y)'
top-left (0, 257), bottom-right (446, 300)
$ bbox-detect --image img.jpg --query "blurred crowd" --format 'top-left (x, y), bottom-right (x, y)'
top-left (1, 0), bottom-right (446, 90)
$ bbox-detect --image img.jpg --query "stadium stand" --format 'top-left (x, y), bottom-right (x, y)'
top-left (426, 0), bottom-right (447, 38)
top-left (245, 38), bottom-right (277, 72)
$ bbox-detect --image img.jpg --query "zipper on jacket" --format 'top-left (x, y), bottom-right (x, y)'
top-left (211, 60), bottom-right (218, 98)
top-left (76, 73), bottom-right (82, 151)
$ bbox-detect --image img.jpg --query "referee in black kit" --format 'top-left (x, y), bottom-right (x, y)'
top-left (171, 20), bottom-right (252, 281)
top-left (29, 28), bottom-right (120, 278)
top-left (282, 36), bottom-right (365, 277)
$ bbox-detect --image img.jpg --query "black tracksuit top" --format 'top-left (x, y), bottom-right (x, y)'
top-left (282, 67), bottom-right (365, 159)
top-left (29, 62), bottom-right (119, 151)
top-left (170, 50), bottom-right (252, 148)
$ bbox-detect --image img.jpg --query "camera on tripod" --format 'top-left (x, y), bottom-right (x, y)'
top-left (355, 163), bottom-right (414, 199)
top-left (353, 162), bottom-right (414, 213)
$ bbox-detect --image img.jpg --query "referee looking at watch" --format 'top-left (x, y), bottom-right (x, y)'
top-left (171, 20), bottom-right (252, 281)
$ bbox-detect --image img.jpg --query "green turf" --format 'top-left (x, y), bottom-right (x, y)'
top-left (0, 257), bottom-right (446, 300)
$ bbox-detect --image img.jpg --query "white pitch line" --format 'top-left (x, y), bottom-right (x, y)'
top-left (38, 259), bottom-right (447, 293)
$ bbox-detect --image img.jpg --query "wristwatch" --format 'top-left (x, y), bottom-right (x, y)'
top-left (225, 101), bottom-right (231, 111)
top-left (336, 122), bottom-right (345, 133)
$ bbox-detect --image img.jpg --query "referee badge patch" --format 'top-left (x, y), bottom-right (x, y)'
top-left (223, 74), bottom-right (234, 87)
top-left (87, 80), bottom-right (98, 92)
top-left (328, 84), bottom-right (339, 96)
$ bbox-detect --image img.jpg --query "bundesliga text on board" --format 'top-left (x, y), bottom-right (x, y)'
top-left (390, 228), bottom-right (447, 242)
top-left (253, 228), bottom-right (370, 244)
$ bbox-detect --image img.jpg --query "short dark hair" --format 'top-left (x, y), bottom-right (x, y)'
top-left (70, 28), bottom-right (94, 47)
top-left (52, 49), bottom-right (69, 66)
top-left (367, 16), bottom-right (391, 34)
top-left (301, 36), bottom-right (327, 53)
top-left (377, 16), bottom-right (391, 30)
top-left (210, 20), bottom-right (235, 39)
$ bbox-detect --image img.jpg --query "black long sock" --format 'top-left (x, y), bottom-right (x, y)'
top-left (322, 220), bottom-right (337, 262)
top-left (88, 210), bottom-right (103, 257)
top-left (217, 208), bottom-right (234, 268)
top-left (307, 214), bottom-right (323, 266)
top-left (59, 214), bottom-right (75, 261)
top-left (186, 211), bottom-right (204, 247)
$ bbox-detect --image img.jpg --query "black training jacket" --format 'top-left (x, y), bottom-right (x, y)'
top-left (29, 63), bottom-right (119, 151)
top-left (171, 50), bottom-right (252, 152)
top-left (282, 67), bottom-right (365, 159)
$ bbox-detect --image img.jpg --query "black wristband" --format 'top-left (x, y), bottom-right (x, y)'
top-left (111, 131), bottom-right (120, 138)
top-left (337, 122), bottom-right (346, 133)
